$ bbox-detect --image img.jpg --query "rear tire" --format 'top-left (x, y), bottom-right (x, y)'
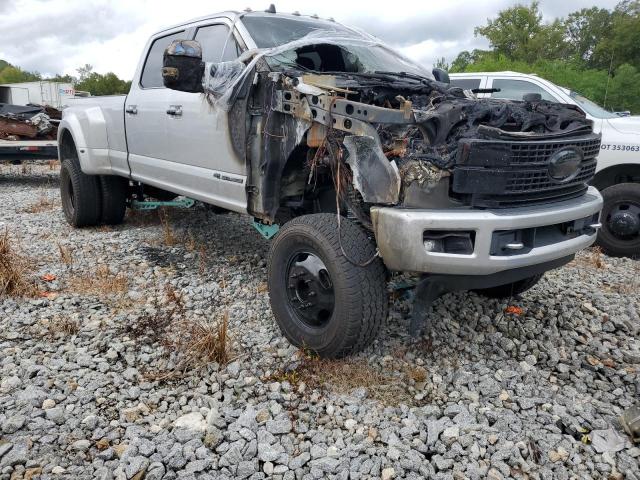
top-left (60, 156), bottom-right (101, 228)
top-left (100, 175), bottom-right (128, 225)
top-left (267, 214), bottom-right (388, 358)
top-left (596, 183), bottom-right (640, 258)
top-left (473, 274), bottom-right (543, 299)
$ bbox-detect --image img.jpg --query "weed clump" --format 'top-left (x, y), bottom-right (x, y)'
top-left (126, 285), bottom-right (231, 381)
top-left (68, 264), bottom-right (127, 295)
top-left (0, 229), bottom-right (37, 297)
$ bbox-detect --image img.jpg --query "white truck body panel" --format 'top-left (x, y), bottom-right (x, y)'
top-left (61, 13), bottom-right (251, 213)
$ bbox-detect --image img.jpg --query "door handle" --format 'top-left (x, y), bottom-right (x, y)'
top-left (166, 105), bottom-right (182, 116)
top-left (125, 105), bottom-right (137, 114)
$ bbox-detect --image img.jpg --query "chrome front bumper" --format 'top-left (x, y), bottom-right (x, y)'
top-left (371, 186), bottom-right (603, 275)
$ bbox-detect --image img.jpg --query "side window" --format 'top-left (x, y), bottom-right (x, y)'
top-left (195, 24), bottom-right (241, 63)
top-left (490, 79), bottom-right (556, 102)
top-left (451, 78), bottom-right (481, 90)
top-left (141, 31), bottom-right (185, 88)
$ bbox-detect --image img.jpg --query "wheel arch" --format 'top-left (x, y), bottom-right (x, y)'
top-left (57, 108), bottom-right (112, 175)
top-left (591, 163), bottom-right (640, 191)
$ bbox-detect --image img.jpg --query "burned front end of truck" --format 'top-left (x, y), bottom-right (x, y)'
top-left (164, 16), bottom-right (603, 276)
top-left (159, 12), bottom-right (604, 354)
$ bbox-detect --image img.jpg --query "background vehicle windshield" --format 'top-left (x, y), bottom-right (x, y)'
top-left (570, 91), bottom-right (618, 119)
top-left (241, 14), bottom-right (431, 78)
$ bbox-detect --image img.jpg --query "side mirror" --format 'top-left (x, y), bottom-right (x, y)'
top-left (432, 68), bottom-right (450, 84)
top-left (162, 40), bottom-right (204, 93)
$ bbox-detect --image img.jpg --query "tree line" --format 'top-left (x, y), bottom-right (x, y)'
top-left (447, 1), bottom-right (640, 114)
top-left (0, 61), bottom-right (131, 97)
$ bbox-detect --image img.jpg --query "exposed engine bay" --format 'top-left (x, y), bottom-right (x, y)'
top-left (200, 34), bottom-right (600, 226)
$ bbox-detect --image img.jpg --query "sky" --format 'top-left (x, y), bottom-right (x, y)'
top-left (0, 0), bottom-right (622, 80)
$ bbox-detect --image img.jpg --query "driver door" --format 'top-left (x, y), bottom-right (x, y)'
top-left (163, 19), bottom-right (247, 212)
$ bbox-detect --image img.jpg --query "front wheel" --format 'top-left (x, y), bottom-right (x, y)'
top-left (473, 274), bottom-right (543, 299)
top-left (596, 183), bottom-right (640, 258)
top-left (267, 214), bottom-right (388, 358)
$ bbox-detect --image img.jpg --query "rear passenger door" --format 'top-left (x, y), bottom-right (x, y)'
top-left (163, 19), bottom-right (248, 213)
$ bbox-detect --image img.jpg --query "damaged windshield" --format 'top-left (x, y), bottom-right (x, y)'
top-left (569, 91), bottom-right (618, 119)
top-left (242, 14), bottom-right (357, 48)
top-left (241, 14), bottom-right (431, 78)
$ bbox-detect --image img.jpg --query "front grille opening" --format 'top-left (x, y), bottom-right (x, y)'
top-left (452, 134), bottom-right (601, 208)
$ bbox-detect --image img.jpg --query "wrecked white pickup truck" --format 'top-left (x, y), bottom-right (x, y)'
top-left (58, 9), bottom-right (603, 357)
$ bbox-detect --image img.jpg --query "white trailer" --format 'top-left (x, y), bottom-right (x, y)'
top-left (0, 81), bottom-right (76, 109)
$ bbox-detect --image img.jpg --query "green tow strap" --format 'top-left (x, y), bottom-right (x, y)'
top-left (131, 197), bottom-right (195, 211)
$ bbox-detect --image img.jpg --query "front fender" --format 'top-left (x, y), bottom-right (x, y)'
top-left (58, 106), bottom-right (112, 175)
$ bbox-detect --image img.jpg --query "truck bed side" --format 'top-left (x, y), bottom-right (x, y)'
top-left (57, 95), bottom-right (129, 177)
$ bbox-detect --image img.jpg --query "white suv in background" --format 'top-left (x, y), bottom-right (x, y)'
top-left (451, 71), bottom-right (640, 258)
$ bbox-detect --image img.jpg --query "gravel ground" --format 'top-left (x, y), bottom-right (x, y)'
top-left (1, 163), bottom-right (639, 480)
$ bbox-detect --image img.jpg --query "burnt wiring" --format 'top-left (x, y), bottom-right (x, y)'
top-left (323, 96), bottom-right (380, 268)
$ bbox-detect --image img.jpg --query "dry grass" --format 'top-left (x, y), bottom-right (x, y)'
top-left (270, 352), bottom-right (417, 405)
top-left (127, 285), bottom-right (231, 381)
top-left (574, 246), bottom-right (606, 270)
top-left (67, 264), bottom-right (128, 295)
top-left (21, 194), bottom-right (57, 213)
top-left (198, 246), bottom-right (207, 276)
top-left (46, 316), bottom-right (80, 337)
top-left (185, 231), bottom-right (197, 251)
top-left (48, 159), bottom-right (60, 170)
top-left (173, 311), bottom-right (230, 366)
top-left (57, 243), bottom-right (73, 266)
top-left (159, 209), bottom-right (178, 246)
top-left (21, 164), bottom-right (33, 175)
top-left (0, 229), bottom-right (37, 297)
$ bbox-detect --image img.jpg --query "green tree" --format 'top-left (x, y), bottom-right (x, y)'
top-left (594, 0), bottom-right (640, 70)
top-left (454, 1), bottom-right (640, 114)
top-left (450, 49), bottom-right (490, 73)
top-left (565, 7), bottom-right (613, 67)
top-left (606, 63), bottom-right (640, 112)
top-left (76, 64), bottom-right (94, 82)
top-left (76, 72), bottom-right (130, 96)
top-left (0, 65), bottom-right (41, 84)
top-left (47, 74), bottom-right (76, 83)
top-left (474, 2), bottom-right (543, 62)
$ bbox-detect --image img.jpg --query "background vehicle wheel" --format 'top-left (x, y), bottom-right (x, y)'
top-left (267, 213), bottom-right (388, 358)
top-left (473, 274), bottom-right (543, 299)
top-left (596, 183), bottom-right (640, 258)
top-left (60, 157), bottom-right (101, 227)
top-left (100, 176), bottom-right (128, 225)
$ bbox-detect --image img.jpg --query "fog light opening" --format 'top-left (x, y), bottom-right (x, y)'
top-left (423, 231), bottom-right (475, 255)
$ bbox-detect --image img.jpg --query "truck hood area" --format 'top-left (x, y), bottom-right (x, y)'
top-left (203, 31), bottom-right (598, 218)
top-left (606, 115), bottom-right (640, 136)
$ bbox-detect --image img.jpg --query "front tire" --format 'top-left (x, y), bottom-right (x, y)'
top-left (60, 157), bottom-right (102, 227)
top-left (597, 183), bottom-right (640, 258)
top-left (474, 274), bottom-right (543, 299)
top-left (267, 214), bottom-right (388, 358)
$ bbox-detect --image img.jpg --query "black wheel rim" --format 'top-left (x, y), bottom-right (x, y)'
top-left (285, 250), bottom-right (335, 328)
top-left (606, 201), bottom-right (640, 240)
top-left (67, 176), bottom-right (75, 210)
